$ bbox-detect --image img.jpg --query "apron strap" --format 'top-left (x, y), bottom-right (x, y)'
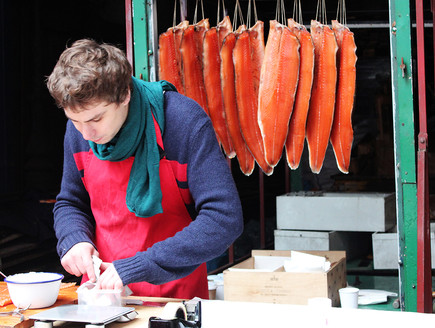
top-left (152, 113), bottom-right (166, 159)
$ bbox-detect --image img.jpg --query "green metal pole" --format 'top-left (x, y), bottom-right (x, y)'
top-left (132, 0), bottom-right (157, 81)
top-left (388, 0), bottom-right (418, 312)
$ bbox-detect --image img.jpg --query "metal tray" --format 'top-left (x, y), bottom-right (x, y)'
top-left (30, 304), bottom-right (135, 324)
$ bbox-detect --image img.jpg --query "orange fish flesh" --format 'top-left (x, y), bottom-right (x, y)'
top-left (158, 29), bottom-right (184, 94)
top-left (203, 24), bottom-right (235, 158)
top-left (233, 25), bottom-right (273, 175)
top-left (285, 18), bottom-right (315, 170)
top-left (330, 20), bottom-right (357, 174)
top-left (194, 18), bottom-right (209, 59)
top-left (306, 20), bottom-right (338, 174)
top-left (258, 20), bottom-right (300, 168)
top-left (217, 16), bottom-right (232, 45)
top-left (221, 30), bottom-right (255, 175)
top-left (180, 19), bottom-right (210, 114)
top-left (174, 20), bottom-right (189, 87)
top-left (249, 21), bottom-right (265, 97)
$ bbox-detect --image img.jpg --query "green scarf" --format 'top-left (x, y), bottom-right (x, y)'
top-left (89, 76), bottom-right (177, 218)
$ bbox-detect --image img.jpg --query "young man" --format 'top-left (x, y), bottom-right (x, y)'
top-left (47, 39), bottom-right (243, 299)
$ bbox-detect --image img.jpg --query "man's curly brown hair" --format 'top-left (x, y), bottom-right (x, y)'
top-left (47, 39), bottom-right (132, 112)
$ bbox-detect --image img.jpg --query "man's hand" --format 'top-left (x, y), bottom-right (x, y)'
top-left (95, 262), bottom-right (123, 290)
top-left (61, 242), bottom-right (99, 282)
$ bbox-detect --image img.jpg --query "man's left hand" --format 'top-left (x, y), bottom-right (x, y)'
top-left (95, 262), bottom-right (124, 290)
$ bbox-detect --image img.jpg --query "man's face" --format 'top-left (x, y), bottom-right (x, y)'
top-left (64, 93), bottom-right (130, 144)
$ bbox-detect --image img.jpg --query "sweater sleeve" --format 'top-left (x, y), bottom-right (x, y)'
top-left (53, 121), bottom-right (96, 259)
top-left (114, 93), bottom-right (244, 285)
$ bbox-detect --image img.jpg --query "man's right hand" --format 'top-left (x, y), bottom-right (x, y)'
top-left (61, 242), bottom-right (99, 282)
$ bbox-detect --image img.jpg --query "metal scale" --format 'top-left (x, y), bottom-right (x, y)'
top-left (29, 299), bottom-right (202, 328)
top-left (29, 304), bottom-right (137, 328)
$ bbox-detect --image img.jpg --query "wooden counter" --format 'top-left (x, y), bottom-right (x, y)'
top-left (0, 283), bottom-right (176, 328)
top-left (52, 302), bottom-right (166, 328)
top-left (0, 282), bottom-right (79, 328)
top-left (5, 286), bottom-right (435, 328)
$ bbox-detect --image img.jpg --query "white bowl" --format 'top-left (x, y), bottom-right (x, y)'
top-left (5, 272), bottom-right (64, 309)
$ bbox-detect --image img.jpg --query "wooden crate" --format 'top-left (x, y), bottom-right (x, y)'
top-left (223, 250), bottom-right (346, 306)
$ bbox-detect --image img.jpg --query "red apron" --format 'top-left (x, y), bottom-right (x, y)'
top-left (81, 117), bottom-right (208, 299)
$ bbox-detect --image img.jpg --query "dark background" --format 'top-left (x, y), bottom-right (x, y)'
top-left (0, 0), bottom-right (433, 278)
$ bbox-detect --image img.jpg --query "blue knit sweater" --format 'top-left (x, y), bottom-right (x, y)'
top-left (53, 91), bottom-right (243, 286)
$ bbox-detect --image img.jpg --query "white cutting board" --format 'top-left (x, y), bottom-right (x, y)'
top-left (200, 300), bottom-right (435, 327)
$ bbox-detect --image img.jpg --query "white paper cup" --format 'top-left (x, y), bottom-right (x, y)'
top-left (215, 280), bottom-right (224, 300)
top-left (339, 287), bottom-right (359, 309)
top-left (208, 281), bottom-right (217, 300)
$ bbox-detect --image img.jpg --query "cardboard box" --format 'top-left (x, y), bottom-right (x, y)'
top-left (223, 250), bottom-right (346, 306)
top-left (276, 192), bottom-right (396, 232)
top-left (274, 229), bottom-right (372, 260)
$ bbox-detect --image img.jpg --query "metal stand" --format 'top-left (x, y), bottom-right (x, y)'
top-left (34, 321), bottom-right (53, 328)
top-left (34, 320), bottom-right (118, 328)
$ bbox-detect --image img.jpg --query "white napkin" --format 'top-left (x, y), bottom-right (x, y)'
top-left (92, 255), bottom-right (102, 281)
top-left (284, 251), bottom-right (331, 273)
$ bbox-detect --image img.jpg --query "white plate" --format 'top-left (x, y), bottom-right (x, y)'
top-left (358, 289), bottom-right (398, 305)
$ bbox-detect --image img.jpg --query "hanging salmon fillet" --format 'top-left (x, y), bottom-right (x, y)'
top-left (234, 22), bottom-right (273, 175)
top-left (217, 15), bottom-right (232, 45)
top-left (158, 21), bottom-right (189, 94)
top-left (180, 19), bottom-right (210, 114)
top-left (330, 20), bottom-right (357, 174)
top-left (194, 19), bottom-right (209, 58)
top-left (221, 29), bottom-right (256, 175)
top-left (249, 21), bottom-right (265, 99)
top-left (174, 20), bottom-right (189, 82)
top-left (258, 20), bottom-right (300, 168)
top-left (203, 17), bottom-right (235, 158)
top-left (306, 20), bottom-right (338, 174)
top-left (174, 20), bottom-right (189, 57)
top-left (285, 18), bottom-right (315, 170)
